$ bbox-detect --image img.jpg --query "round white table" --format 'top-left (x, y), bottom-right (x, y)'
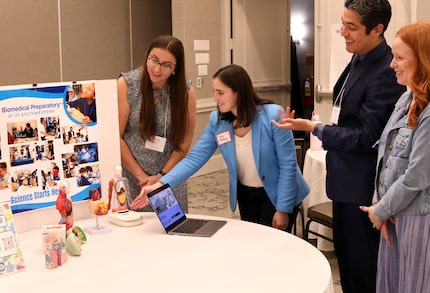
top-left (302, 149), bottom-right (334, 251)
top-left (4, 212), bottom-right (334, 293)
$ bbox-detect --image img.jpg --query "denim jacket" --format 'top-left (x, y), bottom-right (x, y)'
top-left (373, 91), bottom-right (430, 221)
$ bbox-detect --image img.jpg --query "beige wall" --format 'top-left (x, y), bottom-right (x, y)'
top-left (172, 0), bottom-right (225, 159)
top-left (60, 0), bottom-right (130, 81)
top-left (130, 0), bottom-right (173, 69)
top-left (172, 0), bottom-right (225, 101)
top-left (417, 0), bottom-right (430, 21)
top-left (0, 0), bottom-right (61, 85)
top-left (173, 0), bottom-right (290, 149)
top-left (0, 0), bottom-right (171, 86)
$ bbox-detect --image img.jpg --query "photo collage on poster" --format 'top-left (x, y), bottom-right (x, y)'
top-left (0, 82), bottom-right (101, 213)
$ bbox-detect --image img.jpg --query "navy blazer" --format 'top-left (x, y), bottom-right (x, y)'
top-left (322, 40), bottom-right (406, 205)
top-left (162, 104), bottom-right (310, 213)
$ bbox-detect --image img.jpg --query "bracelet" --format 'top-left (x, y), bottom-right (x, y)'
top-left (158, 170), bottom-right (166, 176)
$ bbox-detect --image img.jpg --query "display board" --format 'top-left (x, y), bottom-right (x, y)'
top-left (0, 80), bottom-right (120, 214)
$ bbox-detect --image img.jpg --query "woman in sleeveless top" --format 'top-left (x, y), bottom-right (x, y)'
top-left (117, 35), bottom-right (196, 212)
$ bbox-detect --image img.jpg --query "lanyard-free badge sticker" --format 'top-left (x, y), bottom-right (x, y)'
top-left (216, 130), bottom-right (232, 146)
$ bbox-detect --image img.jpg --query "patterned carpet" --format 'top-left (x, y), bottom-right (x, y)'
top-left (187, 169), bottom-right (240, 219)
top-left (187, 169), bottom-right (342, 293)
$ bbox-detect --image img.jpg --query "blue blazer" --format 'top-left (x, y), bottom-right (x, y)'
top-left (162, 104), bottom-right (309, 213)
top-left (323, 40), bottom-right (406, 205)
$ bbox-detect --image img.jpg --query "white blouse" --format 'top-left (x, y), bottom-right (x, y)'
top-left (235, 129), bottom-right (263, 187)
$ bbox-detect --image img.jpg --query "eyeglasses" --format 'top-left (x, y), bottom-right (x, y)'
top-left (147, 55), bottom-right (175, 71)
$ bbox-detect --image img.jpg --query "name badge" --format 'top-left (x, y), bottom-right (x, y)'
top-left (216, 130), bottom-right (232, 146)
top-left (330, 105), bottom-right (341, 125)
top-left (145, 136), bottom-right (167, 152)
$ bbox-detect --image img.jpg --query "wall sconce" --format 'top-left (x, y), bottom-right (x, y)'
top-left (291, 16), bottom-right (306, 45)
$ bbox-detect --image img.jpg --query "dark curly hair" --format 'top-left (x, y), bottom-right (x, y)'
top-left (345, 0), bottom-right (392, 36)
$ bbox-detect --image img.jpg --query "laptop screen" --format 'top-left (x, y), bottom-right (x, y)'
top-left (147, 184), bottom-right (186, 230)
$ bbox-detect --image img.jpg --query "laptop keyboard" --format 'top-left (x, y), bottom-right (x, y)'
top-left (174, 219), bottom-right (208, 233)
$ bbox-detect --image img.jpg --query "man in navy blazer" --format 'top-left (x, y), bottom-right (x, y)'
top-left (323, 2), bottom-right (405, 292)
top-left (274, 1), bottom-right (405, 292)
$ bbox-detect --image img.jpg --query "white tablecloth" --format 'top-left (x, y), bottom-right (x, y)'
top-left (302, 149), bottom-right (334, 251)
top-left (4, 212), bottom-right (334, 293)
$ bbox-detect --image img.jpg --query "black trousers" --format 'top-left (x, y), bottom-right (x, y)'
top-left (237, 181), bottom-right (300, 232)
top-left (333, 201), bottom-right (380, 293)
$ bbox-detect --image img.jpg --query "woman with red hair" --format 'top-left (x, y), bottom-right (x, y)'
top-left (361, 22), bottom-right (430, 292)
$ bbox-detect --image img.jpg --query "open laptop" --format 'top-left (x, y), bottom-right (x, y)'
top-left (147, 183), bottom-right (227, 237)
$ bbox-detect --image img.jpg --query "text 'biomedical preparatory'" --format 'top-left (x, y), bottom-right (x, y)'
top-left (2, 102), bottom-right (63, 113)
top-left (2, 102), bottom-right (63, 117)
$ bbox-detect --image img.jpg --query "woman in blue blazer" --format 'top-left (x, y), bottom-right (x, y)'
top-left (131, 64), bottom-right (309, 231)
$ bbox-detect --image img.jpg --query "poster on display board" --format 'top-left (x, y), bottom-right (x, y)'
top-left (0, 80), bottom-right (120, 214)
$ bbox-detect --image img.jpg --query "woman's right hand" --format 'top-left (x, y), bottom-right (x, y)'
top-left (130, 182), bottom-right (163, 210)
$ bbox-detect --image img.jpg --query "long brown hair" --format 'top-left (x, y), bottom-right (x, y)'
top-left (397, 22), bottom-right (430, 127)
top-left (139, 35), bottom-right (188, 150)
top-left (213, 64), bottom-right (274, 127)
